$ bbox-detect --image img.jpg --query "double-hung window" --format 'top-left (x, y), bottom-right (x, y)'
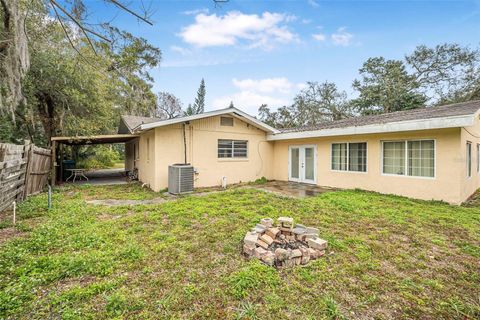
top-left (331, 142), bottom-right (367, 172)
top-left (218, 139), bottom-right (248, 158)
top-left (477, 144), bottom-right (480, 173)
top-left (382, 140), bottom-right (435, 178)
top-left (467, 142), bottom-right (472, 177)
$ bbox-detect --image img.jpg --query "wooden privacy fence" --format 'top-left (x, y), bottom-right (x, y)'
top-left (0, 142), bottom-right (52, 213)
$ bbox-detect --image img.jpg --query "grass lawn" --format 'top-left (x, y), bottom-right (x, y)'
top-left (0, 184), bottom-right (479, 319)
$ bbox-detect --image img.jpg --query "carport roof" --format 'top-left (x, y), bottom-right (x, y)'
top-left (51, 134), bottom-right (139, 145)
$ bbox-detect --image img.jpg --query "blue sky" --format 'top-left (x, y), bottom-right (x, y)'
top-left (79, 0), bottom-right (480, 115)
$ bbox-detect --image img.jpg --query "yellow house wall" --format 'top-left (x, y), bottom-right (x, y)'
top-left (272, 128), bottom-right (465, 204)
top-left (459, 116), bottom-right (480, 201)
top-left (188, 116), bottom-right (273, 188)
top-left (134, 113), bottom-right (480, 204)
top-left (137, 131), bottom-right (156, 190)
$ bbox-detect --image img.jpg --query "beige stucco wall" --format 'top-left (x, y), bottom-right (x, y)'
top-left (459, 116), bottom-right (480, 201)
top-left (137, 131), bottom-right (156, 190)
top-left (138, 115), bottom-right (273, 191)
top-left (271, 128), bottom-right (467, 204)
top-left (134, 112), bottom-right (480, 204)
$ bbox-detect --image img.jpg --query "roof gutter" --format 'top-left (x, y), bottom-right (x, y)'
top-left (267, 114), bottom-right (476, 141)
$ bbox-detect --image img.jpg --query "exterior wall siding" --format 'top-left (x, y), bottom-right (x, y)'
top-left (144, 116), bottom-right (273, 191)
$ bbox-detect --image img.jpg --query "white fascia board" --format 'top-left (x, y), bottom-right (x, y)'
top-left (136, 107), bottom-right (279, 134)
top-left (267, 114), bottom-right (475, 141)
top-left (230, 109), bottom-right (280, 133)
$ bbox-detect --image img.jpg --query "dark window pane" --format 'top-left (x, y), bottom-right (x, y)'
top-left (220, 117), bottom-right (234, 126)
top-left (349, 142), bottom-right (367, 172)
top-left (332, 143), bottom-right (347, 170)
top-left (218, 139), bottom-right (248, 158)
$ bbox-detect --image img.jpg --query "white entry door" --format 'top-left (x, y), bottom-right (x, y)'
top-left (288, 145), bottom-right (317, 184)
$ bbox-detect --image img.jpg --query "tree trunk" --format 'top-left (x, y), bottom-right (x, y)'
top-left (36, 94), bottom-right (56, 146)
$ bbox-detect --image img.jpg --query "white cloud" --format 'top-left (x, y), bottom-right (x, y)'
top-left (170, 45), bottom-right (191, 56)
top-left (182, 8), bottom-right (209, 15)
top-left (212, 77), bottom-right (304, 114)
top-left (179, 11), bottom-right (298, 49)
top-left (312, 33), bottom-right (326, 41)
top-left (331, 27), bottom-right (353, 46)
top-left (307, 0), bottom-right (320, 8)
top-left (232, 77), bottom-right (294, 94)
top-left (213, 91), bottom-right (289, 114)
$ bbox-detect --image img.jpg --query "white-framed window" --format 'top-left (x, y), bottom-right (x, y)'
top-left (382, 140), bottom-right (435, 178)
top-left (218, 139), bottom-right (247, 158)
top-left (220, 117), bottom-right (234, 126)
top-left (146, 138), bottom-right (150, 161)
top-left (331, 142), bottom-right (367, 172)
top-left (467, 141), bottom-right (472, 177)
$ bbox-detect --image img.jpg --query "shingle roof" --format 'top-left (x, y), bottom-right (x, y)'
top-left (280, 100), bottom-right (480, 133)
top-left (118, 115), bottom-right (161, 134)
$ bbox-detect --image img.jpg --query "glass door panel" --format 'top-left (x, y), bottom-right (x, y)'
top-left (290, 147), bottom-right (300, 180)
top-left (304, 147), bottom-right (315, 181)
top-left (289, 145), bottom-right (316, 184)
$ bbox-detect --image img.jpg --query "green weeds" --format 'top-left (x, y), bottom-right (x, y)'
top-left (0, 185), bottom-right (478, 319)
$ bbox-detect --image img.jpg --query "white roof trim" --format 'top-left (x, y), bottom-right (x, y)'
top-left (267, 114), bottom-right (475, 141)
top-left (136, 107), bottom-right (279, 134)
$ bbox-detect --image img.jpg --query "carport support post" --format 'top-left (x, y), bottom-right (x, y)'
top-left (51, 140), bottom-right (56, 186)
top-left (59, 143), bottom-right (64, 183)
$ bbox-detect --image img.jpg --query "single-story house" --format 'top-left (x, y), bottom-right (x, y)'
top-left (118, 100), bottom-right (480, 204)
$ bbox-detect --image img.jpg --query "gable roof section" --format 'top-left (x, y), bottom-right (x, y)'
top-left (268, 100), bottom-right (480, 141)
top-left (118, 115), bottom-right (161, 134)
top-left (137, 107), bottom-right (279, 133)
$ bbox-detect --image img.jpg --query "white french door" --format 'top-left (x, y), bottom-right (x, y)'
top-left (288, 145), bottom-right (317, 184)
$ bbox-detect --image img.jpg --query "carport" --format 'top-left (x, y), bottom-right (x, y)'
top-left (50, 134), bottom-right (139, 186)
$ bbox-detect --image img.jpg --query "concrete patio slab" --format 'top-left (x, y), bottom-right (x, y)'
top-left (248, 181), bottom-right (336, 198)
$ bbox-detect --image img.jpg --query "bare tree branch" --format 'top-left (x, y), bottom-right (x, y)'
top-left (107, 0), bottom-right (153, 25)
top-left (49, 0), bottom-right (111, 43)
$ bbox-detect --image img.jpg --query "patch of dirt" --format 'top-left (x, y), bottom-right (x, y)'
top-left (86, 190), bottom-right (228, 207)
top-left (96, 210), bottom-right (137, 221)
top-left (0, 227), bottom-right (25, 244)
top-left (87, 198), bottom-right (167, 206)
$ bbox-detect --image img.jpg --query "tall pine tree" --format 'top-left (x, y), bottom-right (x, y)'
top-left (193, 78), bottom-right (206, 114)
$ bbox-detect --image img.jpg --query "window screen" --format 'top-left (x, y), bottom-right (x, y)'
top-left (349, 143), bottom-right (367, 172)
top-left (220, 117), bottom-right (234, 126)
top-left (408, 140), bottom-right (434, 177)
top-left (477, 144), bottom-right (480, 173)
top-left (332, 143), bottom-right (367, 172)
top-left (467, 142), bottom-right (472, 177)
top-left (383, 141), bottom-right (406, 175)
top-left (332, 143), bottom-right (348, 170)
top-left (383, 140), bottom-right (435, 177)
top-left (218, 139), bottom-right (247, 158)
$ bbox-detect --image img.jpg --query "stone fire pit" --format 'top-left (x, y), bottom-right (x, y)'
top-left (243, 217), bottom-right (328, 267)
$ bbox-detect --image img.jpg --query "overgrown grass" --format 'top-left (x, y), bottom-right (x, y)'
top-left (0, 185), bottom-right (479, 319)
